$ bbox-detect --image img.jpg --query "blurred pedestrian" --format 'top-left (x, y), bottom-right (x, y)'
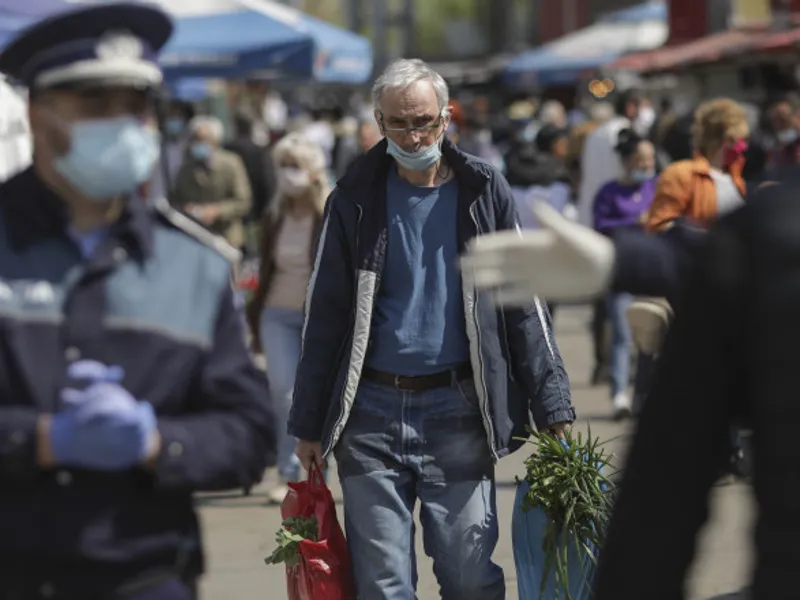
top-left (0, 4), bottom-right (275, 597)
top-left (766, 94), bottom-right (800, 178)
top-left (225, 110), bottom-right (276, 223)
top-left (172, 115), bottom-right (253, 251)
top-left (647, 98), bottom-right (748, 232)
top-left (593, 129), bottom-right (657, 420)
top-left (580, 89), bottom-right (645, 385)
top-left (246, 133), bottom-right (327, 504)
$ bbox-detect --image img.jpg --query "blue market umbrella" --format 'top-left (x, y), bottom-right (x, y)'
top-left (160, 2), bottom-right (372, 83)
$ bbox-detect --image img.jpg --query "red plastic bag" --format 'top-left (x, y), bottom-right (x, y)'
top-left (281, 464), bottom-right (355, 600)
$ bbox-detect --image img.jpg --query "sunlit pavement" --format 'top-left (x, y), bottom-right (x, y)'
top-left (198, 306), bottom-right (754, 600)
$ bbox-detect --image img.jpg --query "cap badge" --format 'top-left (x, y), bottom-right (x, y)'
top-left (95, 31), bottom-right (144, 61)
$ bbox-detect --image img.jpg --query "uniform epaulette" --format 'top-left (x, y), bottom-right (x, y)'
top-left (152, 197), bottom-right (242, 265)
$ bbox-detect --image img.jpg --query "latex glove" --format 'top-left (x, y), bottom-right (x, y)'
top-left (66, 359), bottom-right (124, 386)
top-left (50, 382), bottom-right (157, 471)
top-left (461, 202), bottom-right (616, 306)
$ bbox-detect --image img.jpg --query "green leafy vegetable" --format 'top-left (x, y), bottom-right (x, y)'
top-left (515, 426), bottom-right (618, 600)
top-left (264, 515), bottom-right (319, 567)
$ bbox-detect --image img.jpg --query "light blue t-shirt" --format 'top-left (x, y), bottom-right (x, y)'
top-left (367, 168), bottom-right (470, 376)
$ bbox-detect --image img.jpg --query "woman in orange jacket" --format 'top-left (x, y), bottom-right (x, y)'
top-left (646, 98), bottom-right (749, 232)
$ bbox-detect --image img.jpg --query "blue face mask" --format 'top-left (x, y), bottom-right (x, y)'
top-left (631, 169), bottom-right (655, 183)
top-left (190, 142), bottom-right (212, 162)
top-left (53, 116), bottom-right (160, 201)
top-left (386, 136), bottom-right (442, 171)
top-left (165, 117), bottom-right (185, 137)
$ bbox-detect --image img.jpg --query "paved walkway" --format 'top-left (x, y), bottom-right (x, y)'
top-left (197, 306), bottom-right (755, 599)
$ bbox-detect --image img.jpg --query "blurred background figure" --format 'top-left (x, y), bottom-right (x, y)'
top-left (458, 115), bottom-right (505, 171)
top-left (580, 88), bottom-right (645, 386)
top-left (647, 98), bottom-right (748, 233)
top-left (336, 117), bottom-right (382, 177)
top-left (225, 110), bottom-right (276, 227)
top-left (593, 128), bottom-right (657, 420)
top-left (567, 101), bottom-right (614, 168)
top-left (332, 114), bottom-right (360, 180)
top-left (506, 122), bottom-right (574, 320)
top-left (246, 133), bottom-right (328, 504)
top-left (171, 115), bottom-right (252, 252)
top-left (766, 93), bottom-right (800, 178)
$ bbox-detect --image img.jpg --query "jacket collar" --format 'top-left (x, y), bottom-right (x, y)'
top-left (2, 167), bottom-right (154, 258)
top-left (337, 136), bottom-right (491, 198)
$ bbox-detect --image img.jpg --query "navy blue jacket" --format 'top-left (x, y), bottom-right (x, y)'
top-left (288, 138), bottom-right (575, 460)
top-left (0, 169), bottom-right (275, 595)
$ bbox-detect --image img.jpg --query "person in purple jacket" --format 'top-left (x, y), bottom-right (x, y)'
top-left (592, 128), bottom-right (656, 419)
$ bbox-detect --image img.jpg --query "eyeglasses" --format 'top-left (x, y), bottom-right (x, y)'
top-left (379, 112), bottom-right (444, 135)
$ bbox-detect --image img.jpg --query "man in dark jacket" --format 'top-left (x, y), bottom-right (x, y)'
top-left (289, 58), bottom-right (574, 600)
top-left (0, 5), bottom-right (275, 598)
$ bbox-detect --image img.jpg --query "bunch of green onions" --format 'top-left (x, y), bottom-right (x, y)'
top-left (516, 426), bottom-right (617, 599)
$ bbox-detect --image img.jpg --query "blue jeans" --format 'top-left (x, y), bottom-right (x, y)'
top-left (259, 306), bottom-right (303, 482)
top-left (334, 378), bottom-right (505, 600)
top-left (606, 293), bottom-right (633, 397)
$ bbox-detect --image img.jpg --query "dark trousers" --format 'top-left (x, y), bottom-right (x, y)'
top-left (124, 579), bottom-right (195, 600)
top-left (0, 578), bottom-right (196, 600)
top-left (591, 298), bottom-right (608, 373)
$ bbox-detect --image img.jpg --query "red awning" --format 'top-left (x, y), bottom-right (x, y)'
top-left (753, 27), bottom-right (800, 51)
top-left (607, 29), bottom-right (760, 72)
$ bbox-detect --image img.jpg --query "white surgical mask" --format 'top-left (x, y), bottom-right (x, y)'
top-left (386, 136), bottom-right (443, 171)
top-left (279, 167), bottom-right (311, 195)
top-left (52, 115), bottom-right (160, 201)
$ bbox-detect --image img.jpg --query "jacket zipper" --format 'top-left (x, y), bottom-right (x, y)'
top-left (468, 202), bottom-right (499, 458)
top-left (323, 204), bottom-right (363, 458)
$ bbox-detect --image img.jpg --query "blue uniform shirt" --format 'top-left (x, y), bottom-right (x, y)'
top-left (367, 167), bottom-right (470, 375)
top-left (0, 168), bottom-right (275, 594)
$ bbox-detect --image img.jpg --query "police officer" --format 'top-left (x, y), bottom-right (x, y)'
top-left (0, 4), bottom-right (275, 599)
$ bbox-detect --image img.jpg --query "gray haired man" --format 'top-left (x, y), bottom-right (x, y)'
top-left (290, 58), bottom-right (575, 600)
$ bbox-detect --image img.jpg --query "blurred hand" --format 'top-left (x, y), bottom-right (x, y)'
top-left (547, 422), bottom-right (569, 440)
top-left (460, 202), bottom-right (616, 306)
top-left (49, 362), bottom-right (159, 471)
top-left (295, 440), bottom-right (327, 473)
top-left (200, 205), bottom-right (221, 225)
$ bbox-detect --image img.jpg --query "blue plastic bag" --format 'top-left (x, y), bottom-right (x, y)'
top-left (512, 480), bottom-right (597, 600)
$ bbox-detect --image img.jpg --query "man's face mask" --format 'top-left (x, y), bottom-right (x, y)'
top-left (45, 111), bottom-right (160, 200)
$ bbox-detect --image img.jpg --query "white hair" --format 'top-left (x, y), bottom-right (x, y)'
top-left (269, 132), bottom-right (329, 217)
top-left (538, 100), bottom-right (566, 126)
top-left (589, 101), bottom-right (615, 124)
top-left (372, 59), bottom-right (450, 115)
top-left (189, 115), bottom-right (224, 143)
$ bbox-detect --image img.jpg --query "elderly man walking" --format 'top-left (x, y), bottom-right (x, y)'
top-left (171, 115), bottom-right (252, 251)
top-left (289, 58), bottom-right (575, 600)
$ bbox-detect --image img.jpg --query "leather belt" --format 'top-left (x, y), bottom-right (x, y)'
top-left (361, 364), bottom-right (472, 392)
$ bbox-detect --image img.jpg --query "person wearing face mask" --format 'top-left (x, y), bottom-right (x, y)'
top-left (171, 115), bottom-right (253, 252)
top-left (646, 98), bottom-right (748, 232)
top-left (245, 133), bottom-right (327, 504)
top-left (0, 4), bottom-right (276, 599)
top-left (592, 129), bottom-right (657, 420)
top-left (288, 58), bottom-right (574, 600)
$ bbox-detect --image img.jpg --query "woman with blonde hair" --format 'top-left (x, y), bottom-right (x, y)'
top-left (246, 132), bottom-right (328, 503)
top-left (646, 98), bottom-right (749, 231)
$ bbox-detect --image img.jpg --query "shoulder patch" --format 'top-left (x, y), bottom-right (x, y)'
top-left (152, 197), bottom-right (242, 265)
